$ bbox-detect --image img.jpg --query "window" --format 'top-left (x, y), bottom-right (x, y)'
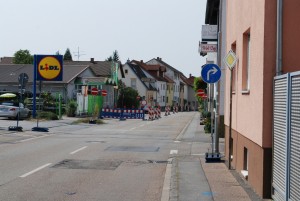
top-left (125, 69), bottom-right (128, 74)
top-left (231, 42), bottom-right (237, 93)
top-left (242, 29), bottom-right (250, 92)
top-left (242, 147), bottom-right (249, 180)
top-left (163, 96), bottom-right (165, 102)
top-left (131, 78), bottom-right (136, 89)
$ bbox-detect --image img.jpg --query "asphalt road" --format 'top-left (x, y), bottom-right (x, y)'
top-left (0, 112), bottom-right (198, 201)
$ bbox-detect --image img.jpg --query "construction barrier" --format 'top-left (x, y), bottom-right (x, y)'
top-left (100, 108), bottom-right (144, 119)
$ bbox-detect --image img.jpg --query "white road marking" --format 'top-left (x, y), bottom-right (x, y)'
top-left (18, 135), bottom-right (53, 143)
top-left (130, 127), bottom-right (137, 130)
top-left (170, 150), bottom-right (178, 155)
top-left (174, 140), bottom-right (181, 143)
top-left (20, 163), bottom-right (52, 178)
top-left (70, 146), bottom-right (87, 155)
top-left (160, 158), bottom-right (173, 201)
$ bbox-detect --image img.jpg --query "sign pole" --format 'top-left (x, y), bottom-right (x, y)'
top-left (228, 69), bottom-right (233, 170)
top-left (33, 55), bottom-right (37, 118)
top-left (210, 84), bottom-right (214, 154)
top-left (224, 50), bottom-right (237, 170)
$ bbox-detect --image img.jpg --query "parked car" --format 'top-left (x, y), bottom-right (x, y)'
top-left (0, 102), bottom-right (31, 119)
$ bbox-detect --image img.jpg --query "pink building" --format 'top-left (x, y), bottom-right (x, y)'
top-left (223, 0), bottom-right (300, 199)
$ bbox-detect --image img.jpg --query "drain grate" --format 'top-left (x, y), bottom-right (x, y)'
top-left (52, 159), bottom-right (122, 170)
top-left (105, 146), bottom-right (159, 152)
top-left (148, 160), bottom-right (169, 164)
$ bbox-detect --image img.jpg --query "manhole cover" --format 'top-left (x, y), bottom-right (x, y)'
top-left (105, 146), bottom-right (159, 152)
top-left (52, 159), bottom-right (122, 170)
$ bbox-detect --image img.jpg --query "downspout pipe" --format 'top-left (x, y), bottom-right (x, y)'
top-left (276, 0), bottom-right (283, 76)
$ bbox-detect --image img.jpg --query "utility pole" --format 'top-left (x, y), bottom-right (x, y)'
top-left (73, 47), bottom-right (85, 61)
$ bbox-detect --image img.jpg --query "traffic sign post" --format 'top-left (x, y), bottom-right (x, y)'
top-left (224, 50), bottom-right (237, 170)
top-left (91, 87), bottom-right (98, 96)
top-left (196, 89), bottom-right (205, 97)
top-left (201, 64), bottom-right (221, 84)
top-left (201, 64), bottom-right (222, 162)
top-left (101, 89), bottom-right (107, 97)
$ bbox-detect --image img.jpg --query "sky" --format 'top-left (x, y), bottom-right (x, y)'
top-left (0, 0), bottom-right (207, 77)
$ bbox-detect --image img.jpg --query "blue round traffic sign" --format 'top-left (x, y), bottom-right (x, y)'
top-left (201, 64), bottom-right (221, 84)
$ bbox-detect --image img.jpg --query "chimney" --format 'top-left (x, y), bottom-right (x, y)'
top-left (189, 74), bottom-right (192, 78)
top-left (140, 60), bottom-right (143, 63)
top-left (90, 58), bottom-right (94, 63)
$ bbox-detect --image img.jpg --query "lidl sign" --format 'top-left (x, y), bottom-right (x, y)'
top-left (35, 55), bottom-right (63, 81)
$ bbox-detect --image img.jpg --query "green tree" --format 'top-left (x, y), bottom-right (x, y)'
top-left (193, 77), bottom-right (207, 108)
top-left (113, 50), bottom-right (119, 62)
top-left (13, 49), bottom-right (33, 64)
top-left (117, 86), bottom-right (139, 108)
top-left (106, 56), bottom-right (113, 62)
top-left (63, 48), bottom-right (73, 61)
top-left (105, 50), bottom-right (120, 62)
top-left (193, 77), bottom-right (207, 92)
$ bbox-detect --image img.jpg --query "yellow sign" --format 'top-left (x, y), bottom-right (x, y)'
top-left (224, 50), bottom-right (237, 70)
top-left (38, 56), bottom-right (62, 80)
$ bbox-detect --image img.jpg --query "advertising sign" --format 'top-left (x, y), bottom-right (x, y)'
top-left (202, 25), bottom-right (218, 41)
top-left (200, 43), bottom-right (217, 53)
top-left (35, 55), bottom-right (63, 81)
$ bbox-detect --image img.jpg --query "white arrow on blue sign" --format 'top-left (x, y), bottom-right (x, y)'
top-left (201, 64), bottom-right (221, 84)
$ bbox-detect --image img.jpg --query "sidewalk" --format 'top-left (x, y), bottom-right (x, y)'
top-left (171, 112), bottom-right (261, 201)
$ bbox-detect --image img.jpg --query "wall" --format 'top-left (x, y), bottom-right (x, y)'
top-left (225, 0), bottom-right (273, 147)
top-left (282, 0), bottom-right (300, 73)
top-left (121, 64), bottom-right (147, 98)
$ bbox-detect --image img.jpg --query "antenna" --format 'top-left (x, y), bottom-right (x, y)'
top-left (73, 47), bottom-right (86, 61)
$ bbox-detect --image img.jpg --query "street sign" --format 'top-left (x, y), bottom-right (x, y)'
top-left (91, 87), bottom-right (98, 96)
top-left (196, 89), bottom-right (205, 97)
top-left (201, 64), bottom-right (221, 84)
top-left (101, 89), bottom-right (107, 97)
top-left (224, 50), bottom-right (237, 70)
top-left (141, 100), bottom-right (147, 106)
top-left (18, 73), bottom-right (29, 86)
top-left (18, 73), bottom-right (29, 94)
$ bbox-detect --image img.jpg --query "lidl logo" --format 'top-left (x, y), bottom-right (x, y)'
top-left (35, 55), bottom-right (63, 81)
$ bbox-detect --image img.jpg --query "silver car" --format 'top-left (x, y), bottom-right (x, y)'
top-left (0, 102), bottom-right (31, 119)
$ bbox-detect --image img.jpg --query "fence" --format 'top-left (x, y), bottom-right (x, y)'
top-left (100, 108), bottom-right (144, 119)
top-left (273, 72), bottom-right (300, 201)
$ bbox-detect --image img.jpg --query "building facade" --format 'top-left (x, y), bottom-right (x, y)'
top-left (224, 0), bottom-right (277, 198)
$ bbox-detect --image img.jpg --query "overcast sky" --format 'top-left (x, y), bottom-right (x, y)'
top-left (0, 0), bottom-right (207, 77)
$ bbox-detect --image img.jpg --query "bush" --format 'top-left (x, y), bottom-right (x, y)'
top-left (37, 111), bottom-right (58, 120)
top-left (66, 99), bottom-right (77, 117)
top-left (202, 111), bottom-right (211, 118)
top-left (204, 117), bottom-right (211, 133)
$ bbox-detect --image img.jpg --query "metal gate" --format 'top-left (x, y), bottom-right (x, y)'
top-left (273, 72), bottom-right (300, 201)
